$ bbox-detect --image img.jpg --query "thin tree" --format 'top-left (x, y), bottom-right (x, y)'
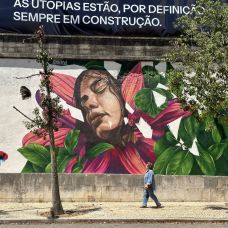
top-left (15, 26), bottom-right (64, 215)
top-left (166, 0), bottom-right (228, 128)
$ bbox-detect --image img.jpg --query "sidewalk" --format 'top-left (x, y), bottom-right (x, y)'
top-left (0, 202), bottom-right (228, 224)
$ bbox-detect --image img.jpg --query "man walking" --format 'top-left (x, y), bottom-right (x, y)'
top-left (140, 162), bottom-right (162, 208)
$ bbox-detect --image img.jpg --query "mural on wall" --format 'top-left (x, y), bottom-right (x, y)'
top-left (0, 60), bottom-right (228, 175)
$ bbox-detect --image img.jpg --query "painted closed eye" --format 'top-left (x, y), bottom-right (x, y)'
top-left (91, 79), bottom-right (109, 94)
top-left (80, 95), bottom-right (88, 107)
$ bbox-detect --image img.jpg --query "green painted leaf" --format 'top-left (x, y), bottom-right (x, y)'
top-left (218, 118), bottom-right (228, 138)
top-left (154, 87), bottom-right (173, 101)
top-left (17, 144), bottom-right (50, 168)
top-left (33, 164), bottom-right (44, 173)
top-left (45, 163), bottom-right (51, 173)
top-left (178, 116), bottom-right (199, 148)
top-left (21, 161), bottom-right (35, 173)
top-left (64, 130), bottom-right (80, 154)
top-left (190, 159), bottom-right (203, 175)
top-left (142, 65), bottom-right (160, 88)
top-left (58, 147), bottom-right (69, 156)
top-left (72, 161), bottom-right (83, 173)
top-left (117, 61), bottom-right (138, 77)
top-left (57, 153), bottom-right (73, 173)
top-left (195, 142), bottom-right (216, 175)
top-left (208, 143), bottom-right (226, 160)
top-left (155, 131), bottom-right (177, 158)
top-left (197, 130), bottom-right (214, 149)
top-left (85, 60), bottom-right (105, 70)
top-left (86, 143), bottom-right (113, 159)
top-left (215, 155), bottom-right (228, 176)
top-left (135, 88), bottom-right (158, 117)
top-left (223, 143), bottom-right (228, 160)
top-left (212, 127), bottom-right (221, 143)
top-left (166, 62), bottom-right (174, 72)
top-left (135, 87), bottom-right (172, 118)
top-left (153, 146), bottom-right (179, 174)
top-left (166, 149), bottom-right (194, 175)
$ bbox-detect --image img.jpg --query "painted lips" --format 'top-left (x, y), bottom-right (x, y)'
top-left (88, 112), bottom-right (107, 129)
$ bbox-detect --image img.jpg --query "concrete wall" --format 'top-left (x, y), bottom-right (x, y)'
top-left (0, 34), bottom-right (172, 60)
top-left (0, 174), bottom-right (227, 202)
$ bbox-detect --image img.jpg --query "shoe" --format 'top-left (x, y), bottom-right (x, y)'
top-left (156, 204), bottom-right (162, 208)
top-left (140, 206), bottom-right (147, 208)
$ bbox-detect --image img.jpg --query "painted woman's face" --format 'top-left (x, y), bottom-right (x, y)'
top-left (79, 72), bottom-right (123, 140)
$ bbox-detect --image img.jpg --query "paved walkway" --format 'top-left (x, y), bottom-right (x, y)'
top-left (0, 202), bottom-right (228, 224)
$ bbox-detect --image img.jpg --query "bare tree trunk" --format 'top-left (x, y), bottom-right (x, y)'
top-left (38, 31), bottom-right (64, 215)
top-left (49, 129), bottom-right (64, 215)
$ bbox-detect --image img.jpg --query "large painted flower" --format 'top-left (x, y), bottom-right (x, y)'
top-left (22, 62), bottom-right (189, 174)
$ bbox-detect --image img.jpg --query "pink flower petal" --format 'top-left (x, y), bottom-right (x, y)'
top-left (118, 144), bottom-right (147, 174)
top-left (82, 148), bottom-right (128, 174)
top-left (122, 63), bottom-right (144, 108)
top-left (148, 100), bottom-right (190, 127)
top-left (22, 128), bottom-right (71, 147)
top-left (65, 157), bottom-right (77, 173)
top-left (50, 73), bottom-right (76, 106)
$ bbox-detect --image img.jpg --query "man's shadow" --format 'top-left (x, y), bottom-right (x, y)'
top-left (204, 205), bottom-right (228, 212)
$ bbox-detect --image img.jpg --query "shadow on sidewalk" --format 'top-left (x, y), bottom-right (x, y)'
top-left (3, 207), bottom-right (49, 213)
top-left (204, 205), bottom-right (228, 211)
top-left (40, 206), bottom-right (102, 217)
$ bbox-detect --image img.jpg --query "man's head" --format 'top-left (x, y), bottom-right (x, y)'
top-left (146, 162), bottom-right (154, 170)
top-left (74, 69), bottom-right (124, 140)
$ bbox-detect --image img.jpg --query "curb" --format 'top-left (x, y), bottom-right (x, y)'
top-left (1, 219), bottom-right (228, 224)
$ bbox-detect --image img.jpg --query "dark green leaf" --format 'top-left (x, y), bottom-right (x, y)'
top-left (70, 60), bottom-right (105, 70)
top-left (195, 142), bottom-right (216, 175)
top-left (166, 62), bottom-right (174, 72)
top-left (197, 130), bottom-right (214, 149)
top-left (208, 143), bottom-right (226, 160)
top-left (117, 61), bottom-right (138, 77)
top-left (135, 88), bottom-right (158, 117)
top-left (211, 127), bottom-right (221, 144)
top-left (17, 144), bottom-right (50, 168)
top-left (166, 149), bottom-right (193, 175)
top-left (155, 131), bottom-right (177, 158)
top-left (220, 143), bottom-right (228, 160)
top-left (218, 118), bottom-right (228, 138)
top-left (178, 116), bottom-right (199, 147)
top-left (215, 155), bottom-right (228, 176)
top-left (86, 143), bottom-right (113, 159)
top-left (190, 159), bottom-right (203, 175)
top-left (135, 88), bottom-right (168, 117)
top-left (21, 161), bottom-right (35, 173)
top-left (142, 65), bottom-right (160, 88)
top-left (153, 146), bottom-right (179, 174)
top-left (64, 130), bottom-right (80, 154)
top-left (33, 164), bottom-right (44, 173)
top-left (85, 61), bottom-right (105, 70)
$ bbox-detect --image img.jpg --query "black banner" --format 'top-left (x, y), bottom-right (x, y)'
top-left (0, 0), bottom-right (202, 36)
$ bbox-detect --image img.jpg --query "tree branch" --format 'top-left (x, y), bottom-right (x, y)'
top-left (13, 106), bottom-right (34, 122)
top-left (15, 73), bottom-right (40, 79)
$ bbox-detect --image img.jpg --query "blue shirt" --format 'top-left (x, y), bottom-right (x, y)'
top-left (144, 169), bottom-right (156, 190)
